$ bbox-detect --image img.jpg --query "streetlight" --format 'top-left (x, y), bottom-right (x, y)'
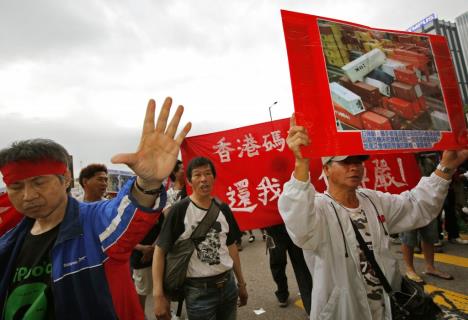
top-left (268, 101), bottom-right (278, 121)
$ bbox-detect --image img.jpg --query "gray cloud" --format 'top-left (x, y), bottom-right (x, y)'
top-left (0, 0), bottom-right (111, 63)
top-left (0, 0), bottom-right (467, 187)
top-left (0, 110), bottom-right (233, 177)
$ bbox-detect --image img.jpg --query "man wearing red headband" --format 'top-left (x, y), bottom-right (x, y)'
top-left (0, 97), bottom-right (191, 320)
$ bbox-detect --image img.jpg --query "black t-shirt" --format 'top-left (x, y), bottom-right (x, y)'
top-left (130, 215), bottom-right (164, 269)
top-left (4, 224), bottom-right (60, 320)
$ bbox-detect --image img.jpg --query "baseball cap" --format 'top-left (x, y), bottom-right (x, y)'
top-left (321, 155), bottom-right (370, 165)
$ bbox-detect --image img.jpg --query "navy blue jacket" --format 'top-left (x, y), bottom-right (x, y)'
top-left (0, 178), bottom-right (166, 319)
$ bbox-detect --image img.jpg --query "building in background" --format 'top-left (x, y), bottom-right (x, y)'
top-left (409, 14), bottom-right (468, 105)
top-left (456, 12), bottom-right (468, 81)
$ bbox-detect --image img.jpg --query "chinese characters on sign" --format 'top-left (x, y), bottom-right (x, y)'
top-left (370, 158), bottom-right (408, 190)
top-left (213, 130), bottom-right (286, 163)
top-left (320, 156), bottom-right (410, 192)
top-left (182, 118), bottom-right (421, 230)
top-left (226, 176), bottom-right (282, 212)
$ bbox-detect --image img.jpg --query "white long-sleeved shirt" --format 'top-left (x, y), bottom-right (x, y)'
top-left (278, 172), bottom-right (449, 320)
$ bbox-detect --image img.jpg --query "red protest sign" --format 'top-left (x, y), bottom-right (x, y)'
top-left (281, 10), bottom-right (468, 159)
top-left (181, 118), bottom-right (421, 230)
top-left (0, 193), bottom-right (23, 236)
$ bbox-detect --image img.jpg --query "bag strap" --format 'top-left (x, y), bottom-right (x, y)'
top-left (190, 197), bottom-right (221, 239)
top-left (349, 219), bottom-right (394, 294)
top-left (356, 191), bottom-right (388, 235)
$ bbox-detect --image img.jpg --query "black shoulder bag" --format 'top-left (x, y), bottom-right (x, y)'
top-left (163, 198), bottom-right (221, 301)
top-left (349, 220), bottom-right (441, 320)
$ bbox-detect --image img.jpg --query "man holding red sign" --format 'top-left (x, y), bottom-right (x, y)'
top-left (278, 115), bottom-right (468, 319)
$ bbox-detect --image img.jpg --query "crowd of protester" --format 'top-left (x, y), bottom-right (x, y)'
top-left (1, 99), bottom-right (468, 320)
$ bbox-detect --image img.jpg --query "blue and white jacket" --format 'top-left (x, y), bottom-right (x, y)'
top-left (0, 178), bottom-right (166, 319)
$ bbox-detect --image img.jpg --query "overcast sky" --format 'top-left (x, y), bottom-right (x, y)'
top-left (1, 0), bottom-right (467, 184)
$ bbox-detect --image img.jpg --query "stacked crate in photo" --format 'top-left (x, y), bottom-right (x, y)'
top-left (361, 110), bottom-right (393, 130)
top-left (387, 97), bottom-right (416, 121)
top-left (420, 80), bottom-right (442, 100)
top-left (390, 81), bottom-right (425, 118)
top-left (362, 39), bottom-right (383, 53)
top-left (336, 70), bottom-right (397, 130)
top-left (334, 102), bottom-right (365, 130)
top-left (339, 77), bottom-right (381, 108)
top-left (387, 49), bottom-right (430, 80)
top-left (381, 59), bottom-right (409, 78)
top-left (320, 23), bottom-right (350, 67)
top-left (324, 23), bottom-right (450, 132)
top-left (341, 48), bottom-right (386, 83)
top-left (430, 110), bottom-right (450, 131)
top-left (364, 77), bottom-right (391, 97)
top-left (372, 107), bottom-right (401, 129)
top-left (331, 82), bottom-right (366, 130)
top-left (354, 30), bottom-right (373, 43)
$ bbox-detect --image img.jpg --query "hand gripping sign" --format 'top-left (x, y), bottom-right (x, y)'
top-left (281, 10), bottom-right (468, 158)
top-left (181, 119), bottom-right (421, 230)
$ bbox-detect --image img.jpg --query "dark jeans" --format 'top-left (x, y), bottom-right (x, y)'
top-left (184, 270), bottom-right (238, 320)
top-left (266, 224), bottom-right (312, 315)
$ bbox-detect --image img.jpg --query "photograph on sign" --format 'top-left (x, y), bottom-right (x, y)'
top-left (319, 19), bottom-right (449, 134)
top-left (282, 10), bottom-right (467, 158)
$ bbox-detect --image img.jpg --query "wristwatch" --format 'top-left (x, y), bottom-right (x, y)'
top-left (134, 180), bottom-right (163, 195)
top-left (436, 163), bottom-right (455, 175)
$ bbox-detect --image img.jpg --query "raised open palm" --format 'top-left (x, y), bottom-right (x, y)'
top-left (111, 98), bottom-right (191, 186)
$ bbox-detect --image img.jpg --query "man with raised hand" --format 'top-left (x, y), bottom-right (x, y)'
top-left (278, 115), bottom-right (468, 320)
top-left (0, 98), bottom-right (191, 320)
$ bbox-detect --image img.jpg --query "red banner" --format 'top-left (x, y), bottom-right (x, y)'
top-left (0, 193), bottom-right (23, 236)
top-left (281, 10), bottom-right (468, 159)
top-left (181, 118), bottom-right (421, 230)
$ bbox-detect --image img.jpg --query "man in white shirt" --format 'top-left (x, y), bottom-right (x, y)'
top-left (278, 115), bottom-right (468, 320)
top-left (153, 157), bottom-right (248, 320)
top-left (78, 163), bottom-right (108, 202)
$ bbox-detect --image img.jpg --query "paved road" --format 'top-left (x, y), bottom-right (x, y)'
top-left (146, 230), bottom-right (468, 319)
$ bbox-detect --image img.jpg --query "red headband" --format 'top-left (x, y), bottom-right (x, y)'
top-left (0, 159), bottom-right (67, 185)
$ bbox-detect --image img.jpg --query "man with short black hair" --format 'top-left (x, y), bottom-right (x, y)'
top-left (153, 156), bottom-right (248, 320)
top-left (0, 97), bottom-right (191, 320)
top-left (278, 115), bottom-right (468, 319)
top-left (166, 159), bottom-right (187, 207)
top-left (78, 163), bottom-right (109, 202)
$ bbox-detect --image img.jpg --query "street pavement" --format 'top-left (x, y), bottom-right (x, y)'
top-left (146, 230), bottom-right (468, 319)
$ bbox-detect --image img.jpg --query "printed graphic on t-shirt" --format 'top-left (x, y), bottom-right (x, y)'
top-left (195, 222), bottom-right (222, 265)
top-left (350, 209), bottom-right (385, 319)
top-left (157, 199), bottom-right (241, 277)
top-left (6, 259), bottom-right (53, 320)
top-left (5, 282), bottom-right (49, 320)
top-left (5, 225), bottom-right (58, 320)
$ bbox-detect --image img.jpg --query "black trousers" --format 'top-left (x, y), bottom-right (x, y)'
top-left (444, 187), bottom-right (460, 240)
top-left (266, 224), bottom-right (312, 315)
